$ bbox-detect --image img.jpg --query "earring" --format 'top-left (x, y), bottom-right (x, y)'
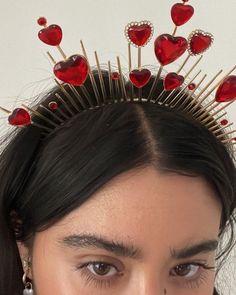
top-left (22, 258), bottom-right (34, 295)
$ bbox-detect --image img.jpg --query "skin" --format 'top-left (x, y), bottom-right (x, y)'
top-left (17, 166), bottom-right (222, 295)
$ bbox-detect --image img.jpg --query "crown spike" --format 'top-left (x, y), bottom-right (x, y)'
top-left (95, 51), bottom-right (108, 103)
top-left (212, 122), bottom-right (234, 134)
top-left (80, 40), bottom-right (101, 105)
top-left (46, 51), bottom-right (57, 65)
top-left (67, 85), bottom-right (86, 110)
top-left (21, 104), bottom-right (58, 128)
top-left (54, 79), bottom-right (78, 114)
top-left (176, 54), bottom-right (191, 74)
top-left (117, 56), bottom-right (128, 101)
top-left (210, 100), bottom-right (235, 118)
top-left (217, 129), bottom-right (236, 140)
top-left (147, 66), bottom-right (163, 101)
top-left (108, 61), bottom-right (115, 101)
top-left (195, 100), bottom-right (215, 119)
top-left (57, 46), bottom-right (67, 60)
top-left (167, 70), bottom-right (202, 107)
top-left (0, 106), bottom-right (12, 114)
top-left (31, 121), bottom-right (53, 132)
top-left (205, 112), bottom-right (227, 128)
top-left (54, 93), bottom-right (74, 116)
top-left (38, 104), bottom-right (65, 123)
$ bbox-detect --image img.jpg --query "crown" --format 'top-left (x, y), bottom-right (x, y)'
top-left (0, 0), bottom-right (235, 147)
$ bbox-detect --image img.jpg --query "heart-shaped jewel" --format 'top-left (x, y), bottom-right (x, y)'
top-left (54, 54), bottom-right (89, 86)
top-left (164, 72), bottom-right (184, 91)
top-left (8, 108), bottom-right (31, 126)
top-left (125, 21), bottom-right (154, 47)
top-left (215, 75), bottom-right (236, 102)
top-left (129, 68), bottom-right (151, 88)
top-left (154, 34), bottom-right (188, 66)
top-left (188, 30), bottom-right (213, 55)
top-left (171, 3), bottom-right (194, 26)
top-left (38, 24), bottom-right (62, 46)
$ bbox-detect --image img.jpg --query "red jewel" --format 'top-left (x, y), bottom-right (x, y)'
top-left (220, 119), bottom-right (229, 126)
top-left (111, 72), bottom-right (120, 80)
top-left (188, 83), bottom-right (196, 90)
top-left (188, 30), bottom-right (213, 55)
top-left (38, 24), bottom-right (62, 46)
top-left (54, 54), bottom-right (89, 86)
top-left (154, 34), bottom-right (188, 66)
top-left (37, 17), bottom-right (47, 26)
top-left (8, 108), bottom-right (31, 126)
top-left (48, 101), bottom-right (58, 110)
top-left (171, 3), bottom-right (194, 27)
top-left (126, 22), bottom-right (153, 47)
top-left (129, 69), bottom-right (151, 88)
top-left (164, 72), bottom-right (184, 91)
top-left (215, 75), bottom-right (236, 102)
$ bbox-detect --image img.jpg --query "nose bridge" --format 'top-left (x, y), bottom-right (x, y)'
top-left (129, 267), bottom-right (167, 295)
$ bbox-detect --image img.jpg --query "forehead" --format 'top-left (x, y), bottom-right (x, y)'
top-left (55, 167), bottom-right (221, 246)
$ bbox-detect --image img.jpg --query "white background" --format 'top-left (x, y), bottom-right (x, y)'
top-left (0, 0), bottom-right (235, 293)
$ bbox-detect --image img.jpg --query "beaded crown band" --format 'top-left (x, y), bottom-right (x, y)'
top-left (0, 0), bottom-right (236, 146)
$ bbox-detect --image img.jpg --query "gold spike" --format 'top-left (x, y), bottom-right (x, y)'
top-left (147, 66), bottom-right (163, 101)
top-left (157, 56), bottom-right (203, 104)
top-left (192, 65), bottom-right (236, 115)
top-left (108, 61), bottom-right (115, 101)
top-left (57, 46), bottom-right (67, 60)
top-left (80, 40), bottom-right (101, 105)
top-left (21, 104), bottom-right (58, 128)
top-left (80, 85), bottom-right (94, 107)
top-left (181, 74), bottom-right (207, 111)
top-left (0, 106), bottom-right (11, 114)
top-left (217, 129), bottom-right (236, 139)
top-left (205, 112), bottom-right (227, 128)
top-left (212, 122), bottom-right (234, 134)
top-left (168, 70), bottom-right (202, 107)
top-left (47, 51), bottom-right (57, 65)
top-left (172, 26), bottom-right (178, 37)
top-left (117, 56), bottom-right (128, 101)
top-left (95, 51), bottom-right (107, 103)
top-left (222, 137), bottom-right (236, 144)
top-left (189, 70), bottom-right (223, 114)
top-left (54, 79), bottom-right (77, 114)
top-left (138, 47), bottom-right (141, 70)
top-left (55, 93), bottom-right (74, 116)
top-left (39, 104), bottom-right (65, 123)
top-left (67, 85), bottom-right (86, 110)
top-left (210, 100), bottom-right (235, 117)
top-left (176, 54), bottom-right (191, 74)
top-left (195, 100), bottom-right (215, 120)
top-left (128, 43), bottom-right (132, 72)
top-left (31, 121), bottom-right (53, 132)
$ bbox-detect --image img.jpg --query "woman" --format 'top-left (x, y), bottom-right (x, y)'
top-left (0, 70), bottom-right (235, 295)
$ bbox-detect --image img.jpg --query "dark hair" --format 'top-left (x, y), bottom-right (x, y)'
top-left (0, 69), bottom-right (235, 295)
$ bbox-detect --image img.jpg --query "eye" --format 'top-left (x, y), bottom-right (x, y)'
top-left (87, 261), bottom-right (118, 277)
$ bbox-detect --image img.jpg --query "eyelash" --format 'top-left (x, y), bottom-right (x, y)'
top-left (76, 260), bottom-right (216, 290)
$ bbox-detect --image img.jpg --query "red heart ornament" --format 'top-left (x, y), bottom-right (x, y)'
top-left (38, 24), bottom-right (62, 46)
top-left (154, 34), bottom-right (188, 66)
top-left (129, 69), bottom-right (151, 88)
top-left (8, 108), bottom-right (31, 126)
top-left (171, 3), bottom-right (194, 26)
top-left (54, 54), bottom-right (89, 86)
top-left (215, 75), bottom-right (236, 102)
top-left (188, 30), bottom-right (213, 55)
top-left (125, 21), bottom-right (153, 47)
top-left (164, 72), bottom-right (184, 91)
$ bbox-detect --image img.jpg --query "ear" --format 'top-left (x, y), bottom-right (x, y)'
top-left (16, 240), bottom-right (33, 279)
top-left (10, 210), bottom-right (33, 279)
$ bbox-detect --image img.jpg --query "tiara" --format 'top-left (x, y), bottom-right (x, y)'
top-left (0, 0), bottom-right (235, 146)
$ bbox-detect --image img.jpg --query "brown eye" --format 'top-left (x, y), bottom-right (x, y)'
top-left (88, 262), bottom-right (117, 277)
top-left (171, 264), bottom-right (199, 278)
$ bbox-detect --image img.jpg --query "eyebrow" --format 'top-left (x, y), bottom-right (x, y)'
top-left (58, 233), bottom-right (219, 260)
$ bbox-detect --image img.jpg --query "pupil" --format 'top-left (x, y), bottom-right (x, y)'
top-left (94, 263), bottom-right (110, 275)
top-left (176, 264), bottom-right (191, 276)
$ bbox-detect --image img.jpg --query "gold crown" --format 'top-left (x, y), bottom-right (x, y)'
top-left (0, 1), bottom-right (235, 147)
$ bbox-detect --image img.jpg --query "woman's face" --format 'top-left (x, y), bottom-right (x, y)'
top-left (18, 166), bottom-right (222, 295)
